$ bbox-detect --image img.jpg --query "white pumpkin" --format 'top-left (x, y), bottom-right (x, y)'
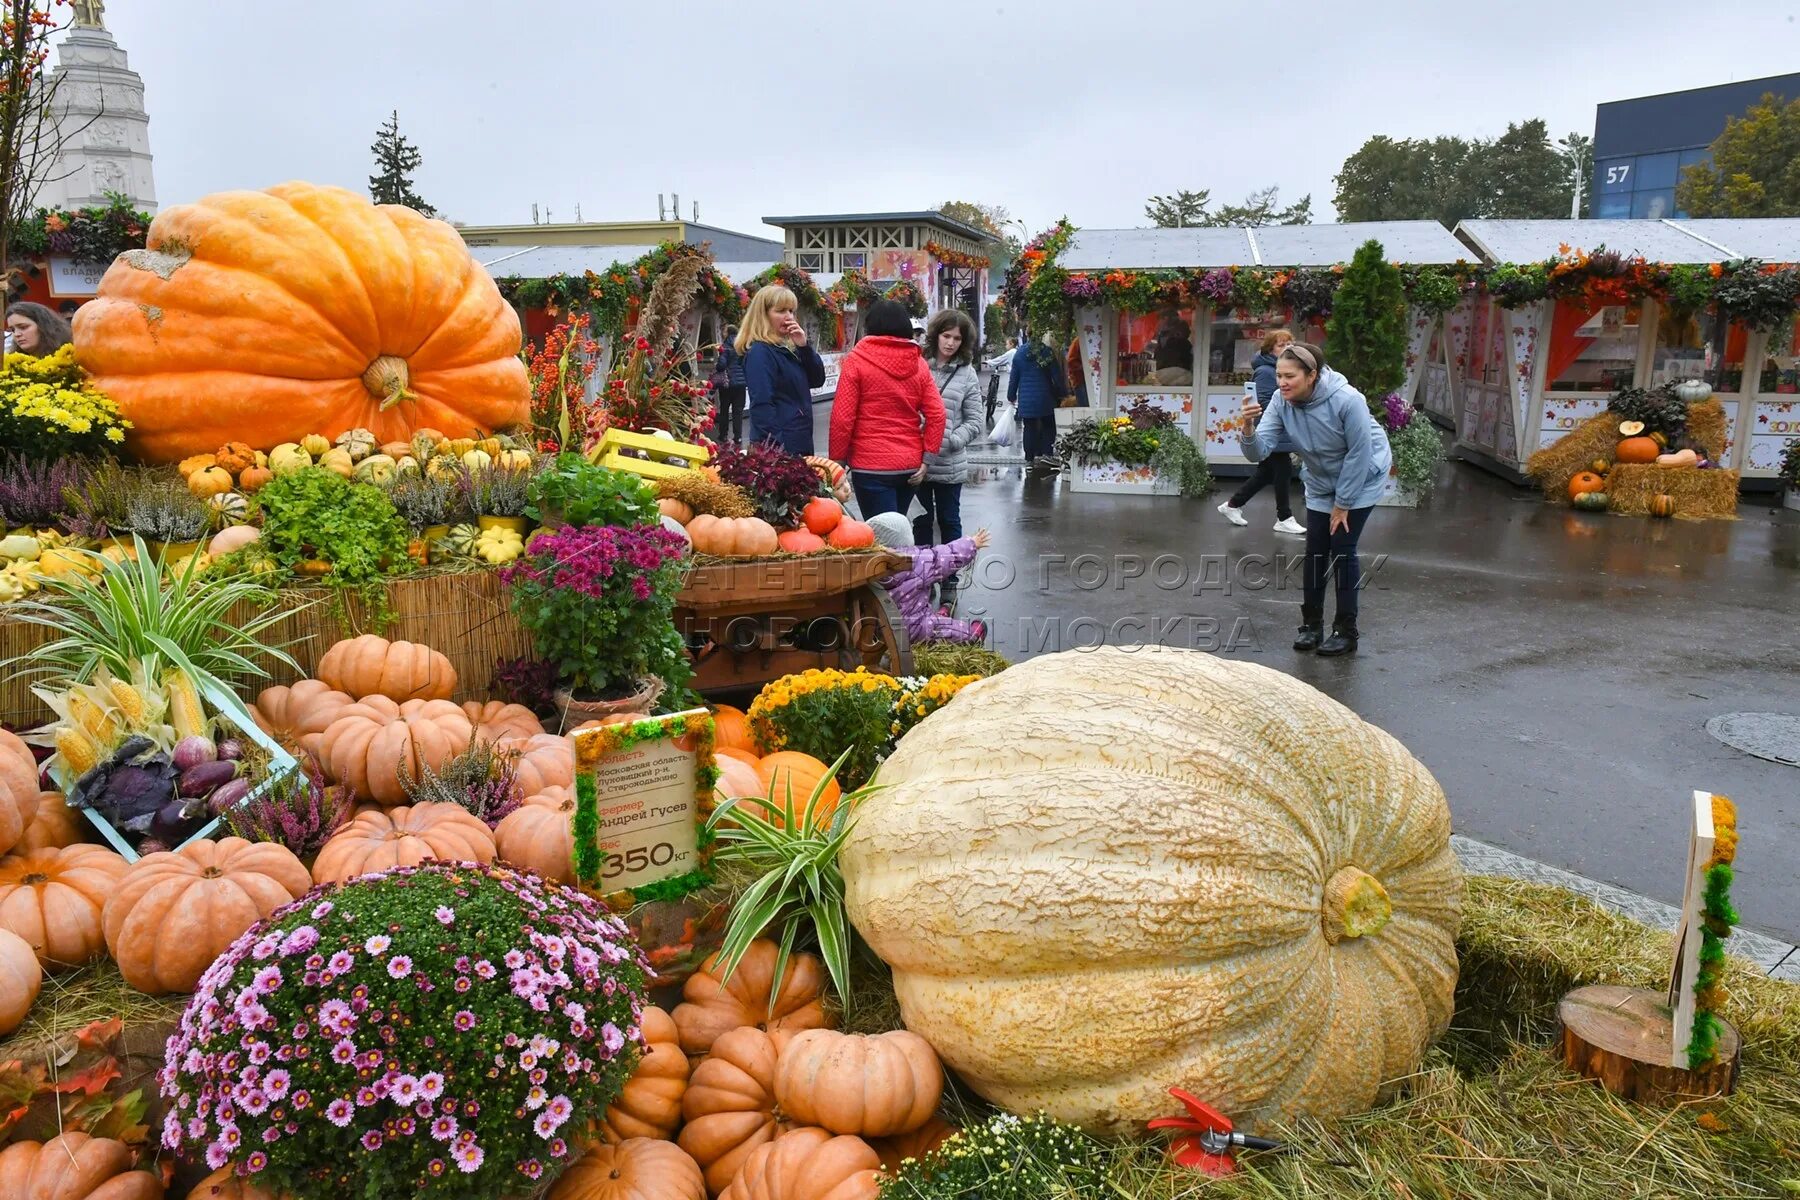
top-left (840, 646), bottom-right (1462, 1135)
top-left (335, 427), bottom-right (379, 462)
top-left (269, 443), bottom-right (312, 475)
top-left (0, 534), bottom-right (41, 561)
top-left (460, 448), bottom-right (493, 472)
top-left (354, 454), bottom-right (398, 486)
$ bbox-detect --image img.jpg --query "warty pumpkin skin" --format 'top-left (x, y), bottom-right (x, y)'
top-left (101, 837), bottom-right (312, 995)
top-left (716, 1126), bottom-right (881, 1200)
top-left (841, 646), bottom-right (1462, 1135)
top-left (72, 181), bottom-right (528, 463)
top-left (0, 1131), bottom-right (164, 1199)
top-left (494, 786), bottom-right (576, 883)
top-left (596, 1004), bottom-right (689, 1144)
top-left (0, 926), bottom-right (42, 1036)
top-left (676, 1026), bottom-right (791, 1196)
top-left (311, 802), bottom-right (496, 884)
top-left (252, 679), bottom-right (357, 757)
top-left (317, 633), bottom-right (457, 702)
top-left (550, 1139), bottom-right (705, 1200)
top-left (772, 1029), bottom-right (944, 1139)
top-left (317, 697), bottom-right (473, 805)
top-left (671, 939), bottom-right (834, 1056)
top-left (0, 844), bottom-right (129, 969)
top-left (0, 727), bottom-right (43, 856)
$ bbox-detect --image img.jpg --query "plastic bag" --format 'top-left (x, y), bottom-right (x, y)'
top-left (990, 403), bottom-right (1016, 447)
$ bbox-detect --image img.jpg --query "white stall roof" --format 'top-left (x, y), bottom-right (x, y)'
top-left (1456, 219), bottom-right (1800, 264)
top-left (714, 261), bottom-right (780, 286)
top-left (1060, 221), bottom-right (1464, 270)
top-left (473, 244), bottom-right (658, 279)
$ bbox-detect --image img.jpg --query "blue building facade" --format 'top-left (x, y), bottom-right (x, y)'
top-left (1593, 73), bottom-right (1800, 220)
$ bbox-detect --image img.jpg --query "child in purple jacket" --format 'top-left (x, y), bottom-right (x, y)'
top-left (866, 512), bottom-right (989, 644)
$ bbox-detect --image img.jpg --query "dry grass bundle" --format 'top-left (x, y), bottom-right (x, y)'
top-left (831, 875), bottom-right (1800, 1198)
top-left (1527, 399), bottom-right (1728, 505)
top-left (656, 471), bottom-right (755, 518)
top-left (912, 641), bottom-right (1013, 679)
top-left (636, 253), bottom-right (706, 361)
top-left (1605, 463), bottom-right (1740, 519)
top-left (0, 959), bottom-right (188, 1057)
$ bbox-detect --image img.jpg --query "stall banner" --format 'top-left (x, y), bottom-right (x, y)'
top-left (1539, 396), bottom-right (1608, 450)
top-left (1445, 296), bottom-right (1477, 377)
top-left (1401, 306), bottom-right (1435, 404)
top-left (1077, 308), bottom-right (1105, 407)
top-left (812, 352), bottom-right (843, 399)
top-left (1205, 392), bottom-right (1252, 460)
top-left (1747, 399), bottom-right (1798, 471)
top-left (1503, 304), bottom-right (1545, 459)
top-left (576, 710), bottom-right (709, 893)
top-left (47, 256), bottom-right (107, 297)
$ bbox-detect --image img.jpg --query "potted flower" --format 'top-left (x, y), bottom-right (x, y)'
top-left (387, 472), bottom-right (465, 561)
top-left (461, 462), bottom-right (535, 536)
top-left (1780, 438), bottom-right (1800, 512)
top-left (1056, 398), bottom-right (1210, 497)
top-left (1378, 393), bottom-right (1445, 508)
top-left (500, 522), bottom-right (691, 722)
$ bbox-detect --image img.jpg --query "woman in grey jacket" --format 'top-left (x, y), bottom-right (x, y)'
top-left (913, 310), bottom-right (984, 600)
top-left (1240, 342), bottom-right (1391, 656)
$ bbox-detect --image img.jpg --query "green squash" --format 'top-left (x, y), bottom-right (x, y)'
top-left (1572, 491), bottom-right (1609, 512)
top-left (440, 522), bottom-right (480, 557)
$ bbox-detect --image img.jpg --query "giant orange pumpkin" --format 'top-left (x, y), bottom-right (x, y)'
top-left (72, 182), bottom-right (529, 463)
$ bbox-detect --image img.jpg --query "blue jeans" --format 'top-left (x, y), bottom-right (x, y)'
top-left (851, 471), bottom-right (915, 519)
top-left (911, 481), bottom-right (963, 546)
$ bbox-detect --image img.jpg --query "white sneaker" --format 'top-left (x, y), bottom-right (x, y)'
top-left (1272, 517), bottom-right (1306, 535)
top-left (1218, 502), bottom-right (1248, 527)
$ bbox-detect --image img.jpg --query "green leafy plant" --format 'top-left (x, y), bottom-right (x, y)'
top-left (747, 668), bottom-right (903, 792)
top-left (1607, 384), bottom-right (1690, 437)
top-left (525, 452), bottom-right (658, 528)
top-left (706, 749), bottom-right (863, 1008)
top-left (1711, 260), bottom-right (1800, 331)
top-left (877, 1111), bottom-right (1108, 1199)
top-left (1057, 404), bottom-right (1211, 498)
top-left (1389, 415), bottom-right (1447, 496)
top-left (3, 535), bottom-right (300, 721)
top-left (253, 467), bottom-right (411, 628)
top-left (1326, 239), bottom-right (1409, 406)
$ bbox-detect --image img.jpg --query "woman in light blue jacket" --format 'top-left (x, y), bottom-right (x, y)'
top-left (1239, 341), bottom-right (1391, 656)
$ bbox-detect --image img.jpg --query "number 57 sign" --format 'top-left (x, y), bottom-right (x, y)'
top-left (571, 709), bottom-right (716, 897)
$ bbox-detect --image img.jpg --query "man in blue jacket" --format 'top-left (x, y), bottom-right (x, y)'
top-left (1007, 333), bottom-right (1068, 472)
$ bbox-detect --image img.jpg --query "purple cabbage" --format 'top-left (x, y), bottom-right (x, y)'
top-left (69, 736), bottom-right (178, 835)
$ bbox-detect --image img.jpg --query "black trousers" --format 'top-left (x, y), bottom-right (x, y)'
top-left (1303, 505), bottom-right (1374, 623)
top-left (1022, 416), bottom-right (1056, 460)
top-left (1229, 453), bottom-right (1293, 520)
top-left (718, 385), bottom-right (747, 442)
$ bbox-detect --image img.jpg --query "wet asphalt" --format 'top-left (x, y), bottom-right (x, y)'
top-left (811, 403), bottom-right (1800, 941)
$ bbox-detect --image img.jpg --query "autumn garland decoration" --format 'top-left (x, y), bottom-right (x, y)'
top-left (924, 240), bottom-right (992, 270)
top-left (498, 242), bottom-right (747, 337)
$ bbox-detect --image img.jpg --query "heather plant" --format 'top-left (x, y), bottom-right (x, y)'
top-left (0, 450), bottom-right (85, 527)
top-left (159, 861), bottom-right (650, 1198)
top-left (225, 753), bottom-right (353, 857)
top-left (399, 738), bottom-right (524, 827)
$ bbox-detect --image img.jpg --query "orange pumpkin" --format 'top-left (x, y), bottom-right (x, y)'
top-left (187, 466), bottom-right (235, 498)
top-left (552, 1140), bottom-right (704, 1200)
top-left (1649, 494), bottom-right (1676, 518)
top-left (870, 1115), bottom-right (958, 1173)
top-left (0, 926), bottom-right (42, 1037)
top-left (826, 519), bottom-right (875, 549)
top-left (715, 747), bottom-right (760, 768)
top-left (102, 837), bottom-right (312, 995)
top-left (1566, 471), bottom-right (1605, 501)
top-left (689, 515), bottom-right (780, 558)
top-left (0, 844), bottom-right (129, 969)
top-left (16, 791), bottom-right (85, 853)
top-left (677, 1026), bottom-right (791, 1195)
top-left (177, 453), bottom-right (218, 478)
top-left (597, 1005), bottom-right (690, 1144)
top-left (494, 786), bottom-right (576, 883)
top-left (717, 1127), bottom-right (881, 1200)
top-left (658, 498), bottom-right (695, 525)
top-left (0, 728), bottom-right (42, 857)
top-left (318, 697), bottom-right (474, 805)
top-left (710, 705), bottom-right (755, 754)
top-left (311, 802), bottom-right (496, 884)
top-left (501, 733), bottom-right (576, 796)
top-left (72, 181), bottom-right (529, 463)
top-left (773, 1029), bottom-right (944, 1138)
top-left (317, 633), bottom-right (457, 702)
top-left (776, 528), bottom-right (825, 554)
top-left (187, 1166), bottom-right (283, 1199)
top-left (713, 756), bottom-right (763, 807)
top-left (460, 699), bottom-right (545, 742)
top-left (236, 465), bottom-right (274, 494)
top-left (802, 497), bottom-right (843, 536)
top-left (754, 752), bottom-right (842, 828)
top-left (214, 441), bottom-right (257, 474)
top-left (670, 939), bottom-right (833, 1056)
top-left (1615, 436), bottom-right (1660, 464)
top-left (254, 679), bottom-right (357, 757)
top-left (0, 1132), bottom-right (164, 1200)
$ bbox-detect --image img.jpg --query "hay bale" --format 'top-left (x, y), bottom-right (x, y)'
top-left (1605, 463), bottom-right (1740, 519)
top-left (1526, 399), bottom-right (1728, 505)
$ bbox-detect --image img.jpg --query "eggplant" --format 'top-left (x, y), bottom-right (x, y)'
top-left (179, 759), bottom-right (239, 799)
top-left (216, 739), bottom-right (244, 763)
top-left (208, 777), bottom-right (251, 816)
top-left (151, 799), bottom-right (192, 844)
top-left (172, 735), bottom-right (218, 772)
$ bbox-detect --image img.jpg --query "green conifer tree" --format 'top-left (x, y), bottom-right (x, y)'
top-left (1324, 239), bottom-right (1408, 412)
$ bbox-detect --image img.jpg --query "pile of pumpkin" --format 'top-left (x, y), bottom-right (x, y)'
top-left (658, 494), bottom-right (877, 559)
top-left (0, 527), bottom-right (105, 604)
top-left (554, 938), bottom-right (956, 1200)
top-left (1566, 419), bottom-right (1711, 516)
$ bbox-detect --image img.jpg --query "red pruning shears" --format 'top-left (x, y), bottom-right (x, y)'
top-left (1147, 1087), bottom-right (1283, 1177)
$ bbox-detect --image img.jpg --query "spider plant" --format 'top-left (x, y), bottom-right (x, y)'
top-left (2, 535), bottom-right (304, 722)
top-left (705, 748), bottom-right (866, 1011)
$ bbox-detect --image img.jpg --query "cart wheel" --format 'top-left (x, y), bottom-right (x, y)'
top-left (846, 585), bottom-right (914, 676)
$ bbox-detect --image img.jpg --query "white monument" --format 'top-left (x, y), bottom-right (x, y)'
top-left (33, 0), bottom-right (157, 213)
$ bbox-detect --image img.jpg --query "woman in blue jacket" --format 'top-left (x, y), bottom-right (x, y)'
top-left (714, 324), bottom-right (749, 443)
top-left (1219, 328), bottom-right (1304, 534)
top-left (1240, 342), bottom-right (1391, 656)
top-left (739, 285), bottom-right (826, 456)
top-left (1007, 334), bottom-right (1068, 471)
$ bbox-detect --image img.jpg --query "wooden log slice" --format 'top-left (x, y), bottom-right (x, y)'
top-left (1558, 984), bottom-right (1739, 1105)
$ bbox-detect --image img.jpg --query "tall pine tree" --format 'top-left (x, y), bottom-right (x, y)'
top-left (369, 110), bottom-right (436, 215)
top-left (1324, 240), bottom-right (1408, 411)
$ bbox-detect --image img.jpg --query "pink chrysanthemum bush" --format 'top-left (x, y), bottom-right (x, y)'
top-left (158, 860), bottom-right (650, 1199)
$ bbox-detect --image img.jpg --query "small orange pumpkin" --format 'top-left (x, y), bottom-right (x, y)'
top-left (187, 466), bottom-right (235, 498)
top-left (0, 1132), bottom-right (164, 1200)
top-left (670, 939), bottom-right (833, 1056)
top-left (1566, 471), bottom-right (1605, 501)
top-left (827, 518), bottom-right (875, 549)
top-left (1649, 494), bottom-right (1676, 518)
top-left (237, 465), bottom-right (274, 494)
top-left (317, 633), bottom-right (457, 702)
top-left (493, 786), bottom-right (575, 883)
top-left (773, 1029), bottom-right (944, 1138)
top-left (214, 441), bottom-right (257, 474)
top-left (802, 497), bottom-right (843, 536)
top-left (777, 528), bottom-right (826, 554)
top-left (710, 704), bottom-right (755, 754)
top-left (553, 1140), bottom-right (704, 1200)
top-left (597, 1005), bottom-right (690, 1144)
top-left (1615, 436), bottom-right (1660, 464)
top-left (658, 497), bottom-right (695, 524)
top-left (177, 452), bottom-right (217, 478)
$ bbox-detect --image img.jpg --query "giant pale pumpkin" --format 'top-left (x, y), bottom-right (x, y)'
top-left (72, 182), bottom-right (528, 463)
top-left (841, 646), bottom-right (1462, 1134)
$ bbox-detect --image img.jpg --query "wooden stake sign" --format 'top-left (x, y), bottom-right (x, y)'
top-left (1557, 789), bottom-right (1741, 1105)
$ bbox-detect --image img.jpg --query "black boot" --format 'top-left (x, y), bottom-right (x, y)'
top-left (1292, 606), bottom-right (1323, 652)
top-left (1316, 615), bottom-right (1359, 656)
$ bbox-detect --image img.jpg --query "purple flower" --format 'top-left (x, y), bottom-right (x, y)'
top-left (246, 1150), bottom-right (268, 1172)
top-left (264, 1070), bottom-right (290, 1100)
top-left (311, 900), bottom-right (334, 919)
top-left (361, 1130), bottom-right (384, 1151)
top-left (418, 1072), bottom-right (445, 1100)
top-left (331, 1040), bottom-right (357, 1065)
top-left (533, 1110), bottom-right (560, 1138)
top-left (430, 1115), bottom-right (459, 1142)
top-left (387, 955), bottom-right (414, 980)
top-left (364, 934), bottom-right (391, 955)
top-left (474, 959), bottom-right (496, 979)
top-left (453, 1010), bottom-right (477, 1032)
top-left (435, 906), bottom-right (456, 926)
top-left (325, 1099), bottom-right (355, 1128)
top-left (328, 950), bottom-right (355, 974)
top-left (452, 1141), bottom-right (485, 1173)
top-left (600, 1023), bottom-right (625, 1056)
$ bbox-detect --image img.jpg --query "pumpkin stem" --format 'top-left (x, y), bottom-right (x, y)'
top-left (363, 355), bottom-right (416, 412)
top-left (1321, 866), bottom-right (1392, 944)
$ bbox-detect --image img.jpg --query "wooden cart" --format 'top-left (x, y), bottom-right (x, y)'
top-left (675, 550), bottom-right (914, 695)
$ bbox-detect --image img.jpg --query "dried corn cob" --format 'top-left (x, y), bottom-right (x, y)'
top-left (54, 725), bottom-right (100, 775)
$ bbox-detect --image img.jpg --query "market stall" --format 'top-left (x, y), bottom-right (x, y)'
top-left (1030, 220), bottom-right (1469, 493)
top-left (1450, 218), bottom-right (1800, 484)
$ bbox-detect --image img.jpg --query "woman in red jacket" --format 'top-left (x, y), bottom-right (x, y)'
top-left (828, 299), bottom-right (947, 517)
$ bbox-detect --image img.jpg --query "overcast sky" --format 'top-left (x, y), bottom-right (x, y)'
top-left (92, 0), bottom-right (1800, 241)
